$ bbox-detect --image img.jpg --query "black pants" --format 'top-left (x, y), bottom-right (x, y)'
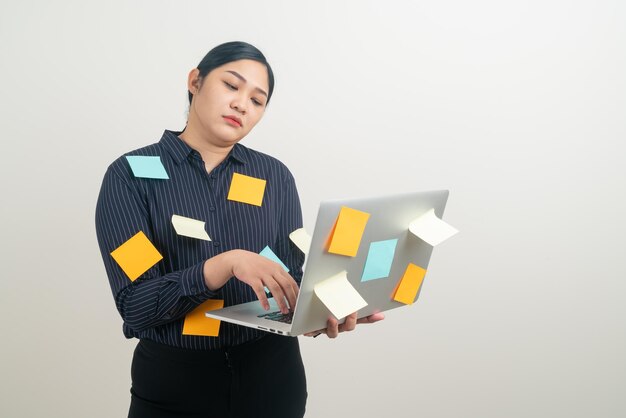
top-left (128, 334), bottom-right (307, 418)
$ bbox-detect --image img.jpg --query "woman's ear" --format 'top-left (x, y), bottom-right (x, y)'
top-left (187, 68), bottom-right (201, 94)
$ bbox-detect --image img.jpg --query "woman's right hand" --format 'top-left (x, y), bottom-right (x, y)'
top-left (203, 249), bottom-right (299, 313)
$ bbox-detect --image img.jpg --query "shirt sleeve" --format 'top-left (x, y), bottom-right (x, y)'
top-left (272, 170), bottom-right (305, 285)
top-left (95, 166), bottom-right (220, 333)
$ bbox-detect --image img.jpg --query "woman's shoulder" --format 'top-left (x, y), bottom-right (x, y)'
top-left (235, 143), bottom-right (294, 180)
top-left (104, 141), bottom-right (164, 183)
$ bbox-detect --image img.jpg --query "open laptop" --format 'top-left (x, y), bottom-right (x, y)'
top-left (206, 190), bottom-right (451, 336)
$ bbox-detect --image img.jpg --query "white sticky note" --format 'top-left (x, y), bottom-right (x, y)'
top-left (289, 228), bottom-right (312, 255)
top-left (409, 208), bottom-right (458, 246)
top-left (314, 271), bottom-right (368, 320)
top-left (171, 215), bottom-right (211, 241)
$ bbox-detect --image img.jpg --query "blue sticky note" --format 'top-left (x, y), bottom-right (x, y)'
top-left (259, 245), bottom-right (289, 272)
top-left (125, 156), bottom-right (169, 179)
top-left (361, 239), bottom-right (398, 282)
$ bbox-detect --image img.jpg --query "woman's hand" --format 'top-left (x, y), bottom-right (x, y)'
top-left (227, 249), bottom-right (299, 314)
top-left (304, 311), bottom-right (385, 339)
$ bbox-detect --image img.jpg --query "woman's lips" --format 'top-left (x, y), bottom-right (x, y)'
top-left (223, 116), bottom-right (242, 127)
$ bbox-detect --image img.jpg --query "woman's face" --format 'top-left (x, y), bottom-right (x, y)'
top-left (188, 59), bottom-right (270, 146)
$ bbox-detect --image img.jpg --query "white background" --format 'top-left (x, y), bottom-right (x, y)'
top-left (1, 1), bottom-right (624, 417)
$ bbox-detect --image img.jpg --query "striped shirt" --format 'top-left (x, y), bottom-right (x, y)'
top-left (95, 130), bottom-right (304, 349)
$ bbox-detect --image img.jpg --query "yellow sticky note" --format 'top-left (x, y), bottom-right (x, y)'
top-left (393, 263), bottom-right (426, 305)
top-left (327, 206), bottom-right (370, 257)
top-left (182, 299), bottom-right (224, 337)
top-left (110, 231), bottom-right (163, 281)
top-left (227, 173), bottom-right (267, 206)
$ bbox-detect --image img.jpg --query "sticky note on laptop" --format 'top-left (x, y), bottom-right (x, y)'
top-left (183, 299), bottom-right (224, 337)
top-left (393, 263), bottom-right (426, 305)
top-left (289, 228), bottom-right (312, 255)
top-left (408, 208), bottom-right (458, 246)
top-left (171, 214), bottom-right (211, 241)
top-left (314, 271), bottom-right (368, 320)
top-left (110, 231), bottom-right (163, 281)
top-left (125, 155), bottom-right (169, 179)
top-left (327, 206), bottom-right (370, 257)
top-left (227, 173), bottom-right (266, 206)
top-left (361, 238), bottom-right (398, 282)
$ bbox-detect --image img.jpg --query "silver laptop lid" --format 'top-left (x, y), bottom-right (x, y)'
top-left (289, 190), bottom-right (450, 335)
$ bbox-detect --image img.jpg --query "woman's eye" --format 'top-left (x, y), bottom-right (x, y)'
top-left (224, 82), bottom-right (237, 90)
top-left (252, 99), bottom-right (264, 107)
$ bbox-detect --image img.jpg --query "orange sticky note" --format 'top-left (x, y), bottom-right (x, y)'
top-left (227, 173), bottom-right (267, 206)
top-left (182, 299), bottom-right (224, 337)
top-left (327, 206), bottom-right (370, 257)
top-left (393, 263), bottom-right (426, 304)
top-left (110, 231), bottom-right (163, 281)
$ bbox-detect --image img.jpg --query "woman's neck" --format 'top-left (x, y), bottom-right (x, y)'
top-left (178, 125), bottom-right (234, 173)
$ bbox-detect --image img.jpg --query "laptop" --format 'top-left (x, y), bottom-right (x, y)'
top-left (206, 190), bottom-right (451, 336)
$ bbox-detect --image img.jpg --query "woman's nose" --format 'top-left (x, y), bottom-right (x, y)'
top-left (231, 97), bottom-right (246, 114)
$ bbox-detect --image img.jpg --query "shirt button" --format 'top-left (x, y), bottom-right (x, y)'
top-left (209, 206), bottom-right (216, 212)
top-left (190, 286), bottom-right (197, 293)
top-left (210, 174), bottom-right (216, 179)
top-left (213, 241), bottom-right (221, 247)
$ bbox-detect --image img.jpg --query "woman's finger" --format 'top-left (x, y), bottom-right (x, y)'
top-left (263, 277), bottom-right (290, 313)
top-left (357, 312), bottom-right (385, 324)
top-left (251, 283), bottom-right (270, 311)
top-left (326, 317), bottom-right (339, 338)
top-left (339, 312), bottom-right (358, 332)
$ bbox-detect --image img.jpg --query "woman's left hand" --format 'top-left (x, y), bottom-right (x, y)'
top-left (304, 312), bottom-right (385, 339)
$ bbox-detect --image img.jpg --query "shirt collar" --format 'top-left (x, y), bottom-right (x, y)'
top-left (160, 129), bottom-right (248, 165)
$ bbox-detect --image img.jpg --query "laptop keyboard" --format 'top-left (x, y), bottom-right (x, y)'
top-left (257, 311), bottom-right (294, 324)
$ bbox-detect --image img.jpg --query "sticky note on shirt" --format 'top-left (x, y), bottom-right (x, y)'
top-left (314, 271), bottom-right (368, 320)
top-left (327, 206), bottom-right (370, 257)
top-left (183, 299), bottom-right (224, 337)
top-left (227, 173), bottom-right (266, 206)
top-left (393, 263), bottom-right (426, 305)
top-left (289, 228), bottom-right (312, 255)
top-left (259, 245), bottom-right (289, 272)
top-left (171, 214), bottom-right (211, 241)
top-left (361, 238), bottom-right (398, 282)
top-left (125, 155), bottom-right (169, 179)
top-left (409, 208), bottom-right (458, 246)
top-left (110, 231), bottom-right (163, 281)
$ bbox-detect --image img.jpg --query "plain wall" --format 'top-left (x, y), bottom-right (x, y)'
top-left (1, 1), bottom-right (624, 417)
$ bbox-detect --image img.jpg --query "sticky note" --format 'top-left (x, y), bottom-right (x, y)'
top-left (393, 263), bottom-right (426, 305)
top-left (289, 228), bottom-right (312, 254)
top-left (110, 231), bottom-right (163, 281)
top-left (409, 208), bottom-right (458, 246)
top-left (314, 271), bottom-right (368, 319)
top-left (327, 206), bottom-right (370, 257)
top-left (171, 214), bottom-right (211, 241)
top-left (227, 173), bottom-right (266, 206)
top-left (125, 155), bottom-right (169, 179)
top-left (361, 239), bottom-right (398, 282)
top-left (183, 299), bottom-right (224, 337)
top-left (259, 245), bottom-right (289, 272)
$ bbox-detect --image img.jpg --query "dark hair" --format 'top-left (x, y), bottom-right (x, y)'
top-left (189, 41), bottom-right (275, 106)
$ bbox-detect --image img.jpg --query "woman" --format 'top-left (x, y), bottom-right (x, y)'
top-left (96, 41), bottom-right (383, 418)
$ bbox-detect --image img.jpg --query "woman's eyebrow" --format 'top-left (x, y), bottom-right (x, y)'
top-left (224, 70), bottom-right (268, 97)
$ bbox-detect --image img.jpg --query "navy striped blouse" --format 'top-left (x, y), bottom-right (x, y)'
top-left (95, 130), bottom-right (304, 349)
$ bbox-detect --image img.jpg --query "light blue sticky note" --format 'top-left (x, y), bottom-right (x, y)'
top-left (125, 155), bottom-right (169, 179)
top-left (361, 239), bottom-right (398, 282)
top-left (259, 245), bottom-right (290, 272)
